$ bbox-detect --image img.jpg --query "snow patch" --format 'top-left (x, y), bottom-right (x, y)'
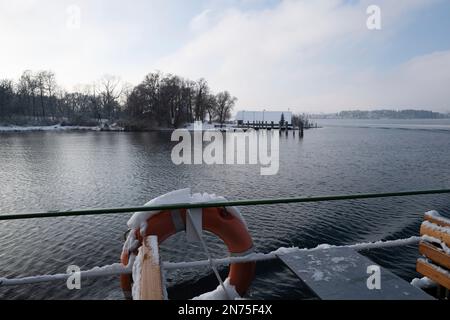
top-left (127, 188), bottom-right (247, 237)
top-left (131, 246), bottom-right (144, 300)
top-left (0, 257), bottom-right (134, 286)
top-left (314, 244), bottom-right (333, 250)
top-left (421, 235), bottom-right (450, 254)
top-left (127, 188), bottom-right (191, 235)
top-left (422, 220), bottom-right (450, 235)
top-left (331, 257), bottom-right (346, 264)
top-left (312, 270), bottom-right (325, 281)
top-left (131, 237), bottom-right (162, 300)
top-left (347, 236), bottom-right (421, 250)
top-left (272, 246), bottom-right (300, 255)
top-left (192, 278), bottom-right (240, 300)
top-left (274, 236), bottom-right (420, 255)
top-left (0, 124), bottom-right (102, 132)
top-left (411, 277), bottom-right (437, 289)
top-left (122, 228), bottom-right (139, 254)
top-left (425, 210), bottom-right (450, 225)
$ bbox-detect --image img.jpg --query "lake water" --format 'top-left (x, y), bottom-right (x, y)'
top-left (1, 119), bottom-right (450, 299)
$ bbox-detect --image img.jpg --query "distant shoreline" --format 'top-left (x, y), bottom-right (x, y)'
top-left (312, 117), bottom-right (450, 120)
top-left (310, 109), bottom-right (450, 120)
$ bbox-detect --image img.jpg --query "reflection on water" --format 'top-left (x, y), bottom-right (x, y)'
top-left (1, 122), bottom-right (450, 299)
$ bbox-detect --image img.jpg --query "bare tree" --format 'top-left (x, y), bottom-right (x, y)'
top-left (0, 79), bottom-right (14, 119)
top-left (183, 79), bottom-right (196, 123)
top-left (43, 71), bottom-right (57, 119)
top-left (194, 78), bottom-right (209, 121)
top-left (18, 70), bottom-right (38, 119)
top-left (205, 93), bottom-right (217, 124)
top-left (215, 91), bottom-right (236, 125)
top-left (35, 71), bottom-right (57, 119)
top-left (36, 71), bottom-right (47, 118)
top-left (99, 75), bottom-right (123, 121)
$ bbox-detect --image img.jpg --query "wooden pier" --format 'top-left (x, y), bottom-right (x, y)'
top-left (231, 120), bottom-right (307, 137)
top-left (235, 120), bottom-right (301, 131)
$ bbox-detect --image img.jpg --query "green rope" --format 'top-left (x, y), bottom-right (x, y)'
top-left (0, 188), bottom-right (449, 221)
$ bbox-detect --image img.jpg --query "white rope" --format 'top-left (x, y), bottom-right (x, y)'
top-left (163, 235), bottom-right (422, 269)
top-left (0, 236), bottom-right (421, 287)
top-left (0, 255), bottom-right (135, 286)
top-left (186, 210), bottom-right (231, 299)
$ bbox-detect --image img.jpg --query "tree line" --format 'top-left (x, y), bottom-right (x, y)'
top-left (0, 70), bottom-right (237, 129)
top-left (336, 109), bottom-right (450, 119)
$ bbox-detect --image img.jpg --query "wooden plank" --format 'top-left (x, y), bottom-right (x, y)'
top-left (419, 241), bottom-right (450, 269)
top-left (278, 247), bottom-right (433, 300)
top-left (420, 223), bottom-right (450, 247)
top-left (416, 259), bottom-right (450, 290)
top-left (139, 236), bottom-right (164, 300)
top-left (424, 213), bottom-right (450, 228)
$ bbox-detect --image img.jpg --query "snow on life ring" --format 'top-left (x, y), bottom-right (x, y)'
top-left (120, 206), bottom-right (255, 300)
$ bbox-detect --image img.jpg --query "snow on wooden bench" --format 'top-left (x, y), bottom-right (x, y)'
top-left (417, 211), bottom-right (450, 293)
top-left (278, 247), bottom-right (433, 300)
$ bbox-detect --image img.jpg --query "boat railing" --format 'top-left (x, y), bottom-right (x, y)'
top-left (1, 188), bottom-right (449, 290)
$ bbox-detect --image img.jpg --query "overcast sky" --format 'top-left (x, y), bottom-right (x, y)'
top-left (1, 0), bottom-right (450, 113)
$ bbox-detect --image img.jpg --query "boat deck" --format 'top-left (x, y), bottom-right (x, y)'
top-left (278, 247), bottom-right (434, 300)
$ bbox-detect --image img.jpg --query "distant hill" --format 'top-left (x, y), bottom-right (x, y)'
top-left (312, 109), bottom-right (450, 119)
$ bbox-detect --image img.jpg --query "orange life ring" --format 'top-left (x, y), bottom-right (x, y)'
top-left (120, 207), bottom-right (255, 299)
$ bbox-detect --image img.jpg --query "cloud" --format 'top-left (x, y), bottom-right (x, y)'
top-left (359, 50), bottom-right (450, 109)
top-left (155, 0), bottom-right (449, 112)
top-left (0, 1), bottom-right (133, 88)
top-left (189, 9), bottom-right (214, 32)
top-left (0, 0), bottom-right (197, 89)
top-left (1, 0), bottom-right (448, 112)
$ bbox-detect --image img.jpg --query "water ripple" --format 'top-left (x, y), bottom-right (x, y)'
top-left (1, 127), bottom-right (450, 299)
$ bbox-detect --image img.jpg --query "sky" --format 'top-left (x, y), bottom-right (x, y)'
top-left (1, 0), bottom-right (450, 113)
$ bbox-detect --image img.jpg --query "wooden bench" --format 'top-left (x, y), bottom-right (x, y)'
top-left (416, 211), bottom-right (450, 299)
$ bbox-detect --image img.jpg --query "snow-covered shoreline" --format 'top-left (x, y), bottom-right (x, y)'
top-left (0, 123), bottom-right (233, 133)
top-left (0, 124), bottom-right (125, 133)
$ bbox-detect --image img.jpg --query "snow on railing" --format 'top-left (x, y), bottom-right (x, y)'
top-left (0, 255), bottom-right (135, 287)
top-left (0, 236), bottom-right (421, 287)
